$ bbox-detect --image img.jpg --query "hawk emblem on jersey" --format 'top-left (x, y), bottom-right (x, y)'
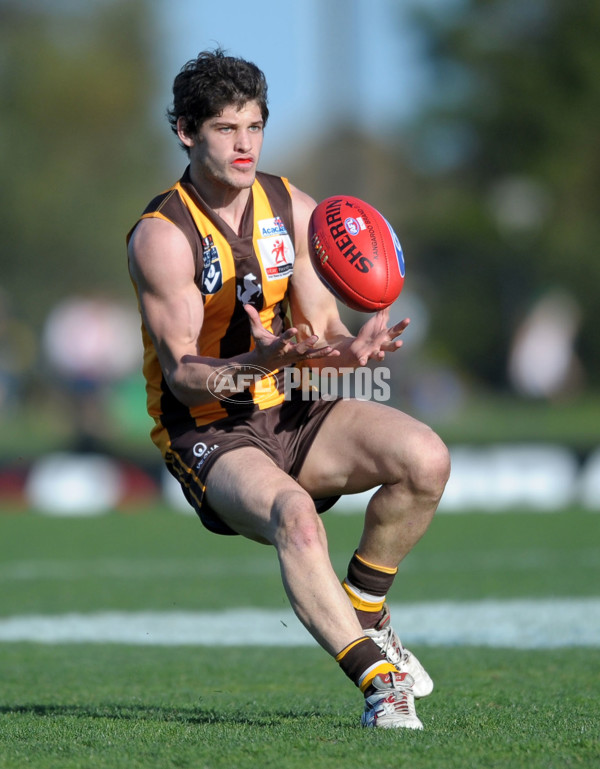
top-left (200, 235), bottom-right (223, 294)
top-left (237, 272), bottom-right (263, 306)
top-left (257, 217), bottom-right (295, 281)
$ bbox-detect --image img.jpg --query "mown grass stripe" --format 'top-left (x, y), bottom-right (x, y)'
top-left (0, 598), bottom-right (598, 648)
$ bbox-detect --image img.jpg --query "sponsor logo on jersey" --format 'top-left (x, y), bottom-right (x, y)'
top-left (257, 234), bottom-right (295, 281)
top-left (200, 235), bottom-right (223, 294)
top-left (257, 215), bottom-right (295, 281)
top-left (258, 216), bottom-right (288, 237)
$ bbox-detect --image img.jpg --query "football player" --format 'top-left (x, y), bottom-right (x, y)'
top-left (127, 49), bottom-right (450, 729)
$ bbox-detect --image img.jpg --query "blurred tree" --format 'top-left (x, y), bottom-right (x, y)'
top-left (402, 0), bottom-right (600, 389)
top-left (0, 0), bottom-right (169, 329)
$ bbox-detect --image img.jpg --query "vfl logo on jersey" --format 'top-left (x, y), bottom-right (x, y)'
top-left (257, 218), bottom-right (295, 282)
top-left (200, 235), bottom-right (223, 294)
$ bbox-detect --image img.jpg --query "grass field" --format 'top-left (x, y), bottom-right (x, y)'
top-left (1, 505), bottom-right (599, 768)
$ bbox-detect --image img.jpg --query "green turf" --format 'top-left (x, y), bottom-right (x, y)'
top-left (1, 644), bottom-right (598, 769)
top-left (0, 506), bottom-right (599, 615)
top-left (1, 507), bottom-right (599, 768)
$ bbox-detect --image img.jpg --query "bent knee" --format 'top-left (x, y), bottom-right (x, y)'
top-left (272, 490), bottom-right (326, 553)
top-left (403, 427), bottom-right (451, 500)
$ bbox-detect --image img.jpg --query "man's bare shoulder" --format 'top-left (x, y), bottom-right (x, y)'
top-left (288, 183), bottom-right (318, 218)
top-left (287, 183), bottom-right (318, 247)
top-left (129, 216), bottom-right (191, 257)
top-left (128, 217), bottom-right (195, 289)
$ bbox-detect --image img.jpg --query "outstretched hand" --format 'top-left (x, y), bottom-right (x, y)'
top-left (350, 308), bottom-right (410, 367)
top-left (244, 304), bottom-right (340, 370)
top-left (245, 304), bottom-right (408, 371)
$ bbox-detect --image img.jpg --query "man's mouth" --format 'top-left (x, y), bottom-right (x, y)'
top-left (233, 158), bottom-right (253, 167)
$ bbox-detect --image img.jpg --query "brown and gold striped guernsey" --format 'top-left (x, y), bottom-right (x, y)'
top-left (128, 167), bottom-right (297, 458)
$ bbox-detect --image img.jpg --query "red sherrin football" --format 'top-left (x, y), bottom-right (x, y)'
top-left (308, 195), bottom-right (405, 312)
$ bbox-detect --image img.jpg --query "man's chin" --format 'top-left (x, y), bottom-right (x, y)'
top-left (229, 168), bottom-right (257, 189)
top-left (204, 165), bottom-right (257, 192)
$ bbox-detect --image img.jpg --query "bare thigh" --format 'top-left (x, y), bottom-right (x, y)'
top-left (204, 446), bottom-right (313, 544)
top-left (296, 399), bottom-right (440, 497)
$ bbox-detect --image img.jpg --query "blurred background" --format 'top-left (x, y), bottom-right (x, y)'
top-left (1, 0), bottom-right (599, 515)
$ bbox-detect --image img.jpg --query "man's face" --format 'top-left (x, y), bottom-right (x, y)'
top-left (181, 101), bottom-right (264, 190)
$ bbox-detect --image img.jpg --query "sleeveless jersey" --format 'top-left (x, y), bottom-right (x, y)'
top-left (128, 167), bottom-right (297, 456)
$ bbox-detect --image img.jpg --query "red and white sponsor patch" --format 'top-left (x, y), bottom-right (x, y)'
top-left (257, 218), bottom-right (295, 281)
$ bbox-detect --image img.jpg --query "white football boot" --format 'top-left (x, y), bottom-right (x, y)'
top-left (364, 604), bottom-right (434, 699)
top-left (361, 671), bottom-right (423, 730)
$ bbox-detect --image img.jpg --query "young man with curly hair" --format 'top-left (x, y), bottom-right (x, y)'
top-left (127, 49), bottom-right (450, 729)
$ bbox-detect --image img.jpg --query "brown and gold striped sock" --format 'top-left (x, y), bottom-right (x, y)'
top-left (335, 636), bottom-right (397, 694)
top-left (343, 551), bottom-right (398, 629)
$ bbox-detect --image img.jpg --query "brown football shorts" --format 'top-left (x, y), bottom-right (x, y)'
top-left (164, 392), bottom-right (342, 535)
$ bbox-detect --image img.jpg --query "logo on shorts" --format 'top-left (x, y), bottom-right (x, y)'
top-left (207, 364), bottom-right (278, 404)
top-left (193, 442), bottom-right (219, 469)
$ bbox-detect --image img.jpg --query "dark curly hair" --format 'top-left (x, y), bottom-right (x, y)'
top-left (167, 48), bottom-right (269, 153)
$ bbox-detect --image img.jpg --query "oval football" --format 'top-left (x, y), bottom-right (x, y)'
top-left (308, 195), bottom-right (405, 312)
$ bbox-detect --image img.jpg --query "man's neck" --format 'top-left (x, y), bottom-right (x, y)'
top-left (187, 165), bottom-right (253, 236)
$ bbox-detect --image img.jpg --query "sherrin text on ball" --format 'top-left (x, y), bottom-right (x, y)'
top-left (308, 195), bottom-right (405, 312)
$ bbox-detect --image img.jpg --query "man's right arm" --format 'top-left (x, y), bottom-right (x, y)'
top-left (128, 217), bottom-right (342, 406)
top-left (128, 217), bottom-right (250, 407)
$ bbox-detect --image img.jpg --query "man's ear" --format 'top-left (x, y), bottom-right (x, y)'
top-left (176, 116), bottom-right (195, 149)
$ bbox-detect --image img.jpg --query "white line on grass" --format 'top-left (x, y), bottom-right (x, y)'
top-left (0, 598), bottom-right (599, 648)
